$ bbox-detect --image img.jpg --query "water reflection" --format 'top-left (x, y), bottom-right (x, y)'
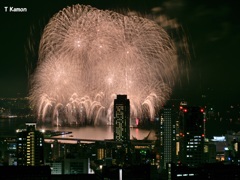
top-left (0, 118), bottom-right (156, 140)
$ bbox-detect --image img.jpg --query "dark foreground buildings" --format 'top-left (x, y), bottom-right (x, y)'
top-left (2, 97), bottom-right (240, 179)
top-left (0, 166), bottom-right (99, 180)
top-left (0, 166), bottom-right (51, 180)
top-left (167, 162), bottom-right (240, 179)
top-left (159, 103), bottom-right (205, 169)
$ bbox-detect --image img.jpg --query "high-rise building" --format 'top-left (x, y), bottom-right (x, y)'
top-left (16, 122), bottom-right (44, 166)
top-left (178, 106), bottom-right (205, 167)
top-left (113, 95), bottom-right (130, 142)
top-left (159, 106), bottom-right (177, 170)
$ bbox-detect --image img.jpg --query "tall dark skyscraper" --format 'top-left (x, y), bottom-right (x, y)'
top-left (17, 123), bottom-right (44, 166)
top-left (159, 107), bottom-right (177, 170)
top-left (178, 106), bottom-right (205, 167)
top-left (113, 95), bottom-right (130, 142)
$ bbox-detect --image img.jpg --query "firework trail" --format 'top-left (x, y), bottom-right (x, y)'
top-left (29, 4), bottom-right (182, 126)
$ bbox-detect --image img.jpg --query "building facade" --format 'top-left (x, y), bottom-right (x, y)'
top-left (16, 123), bottom-right (44, 166)
top-left (159, 106), bottom-right (177, 170)
top-left (178, 106), bottom-right (205, 167)
top-left (113, 95), bottom-right (130, 142)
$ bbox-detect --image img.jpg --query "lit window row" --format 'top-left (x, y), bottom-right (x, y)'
top-left (188, 142), bottom-right (199, 144)
top-left (177, 174), bottom-right (195, 177)
top-left (194, 136), bottom-right (201, 138)
top-left (187, 145), bottom-right (198, 148)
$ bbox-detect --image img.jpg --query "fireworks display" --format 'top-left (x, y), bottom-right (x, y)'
top-left (29, 4), bottom-right (181, 126)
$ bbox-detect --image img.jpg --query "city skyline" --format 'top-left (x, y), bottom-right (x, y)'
top-left (0, 0), bottom-right (239, 109)
top-left (1, 2), bottom-right (240, 177)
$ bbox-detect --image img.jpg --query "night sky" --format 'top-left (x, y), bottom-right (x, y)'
top-left (0, 0), bottom-right (239, 109)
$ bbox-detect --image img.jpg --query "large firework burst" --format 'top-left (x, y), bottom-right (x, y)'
top-left (29, 4), bottom-right (180, 126)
